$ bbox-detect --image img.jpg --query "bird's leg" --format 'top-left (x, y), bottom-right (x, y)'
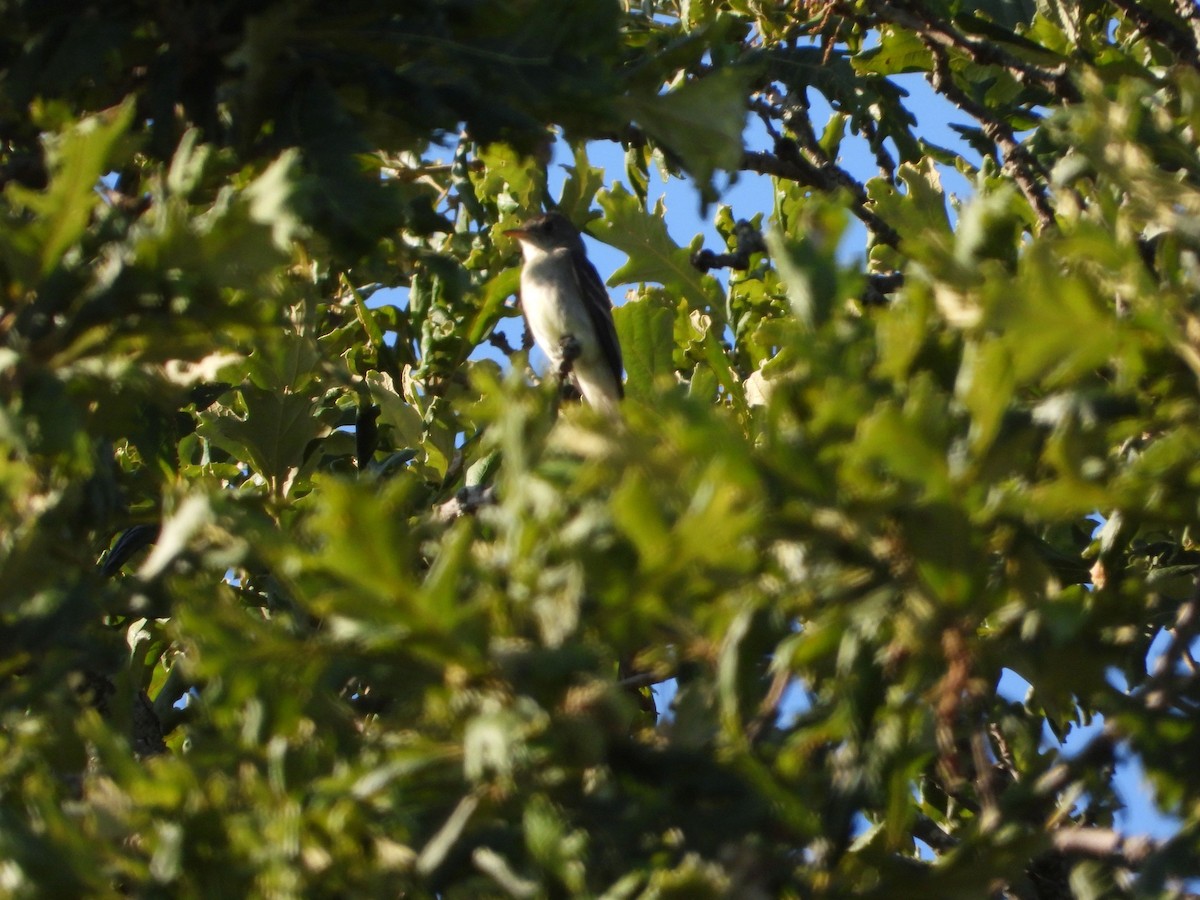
top-left (556, 334), bottom-right (582, 381)
top-left (552, 335), bottom-right (584, 406)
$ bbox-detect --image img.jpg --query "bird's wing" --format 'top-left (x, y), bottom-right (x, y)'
top-left (569, 246), bottom-right (624, 398)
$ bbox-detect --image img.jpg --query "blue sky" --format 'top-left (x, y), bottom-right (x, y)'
top-left (566, 71), bottom-right (977, 283)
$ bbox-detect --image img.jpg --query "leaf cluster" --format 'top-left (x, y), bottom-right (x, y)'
top-left (4, 2), bottom-right (1200, 898)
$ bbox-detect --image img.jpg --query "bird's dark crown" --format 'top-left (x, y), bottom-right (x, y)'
top-left (508, 211), bottom-right (581, 249)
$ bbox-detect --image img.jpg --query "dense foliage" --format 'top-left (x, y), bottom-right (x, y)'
top-left (3, 1), bottom-right (1200, 896)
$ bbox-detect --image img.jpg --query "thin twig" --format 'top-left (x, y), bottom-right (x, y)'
top-left (988, 722), bottom-right (1019, 782)
top-left (745, 668), bottom-right (792, 742)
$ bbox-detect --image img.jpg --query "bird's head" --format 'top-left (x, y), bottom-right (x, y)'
top-left (504, 211), bottom-right (583, 255)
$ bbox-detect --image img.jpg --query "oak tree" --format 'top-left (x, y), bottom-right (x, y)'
top-left (2, 1), bottom-right (1200, 896)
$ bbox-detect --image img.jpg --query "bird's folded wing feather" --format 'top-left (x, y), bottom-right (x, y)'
top-left (569, 248), bottom-right (624, 397)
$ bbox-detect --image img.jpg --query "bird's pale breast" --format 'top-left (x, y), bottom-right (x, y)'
top-left (520, 248), bottom-right (598, 364)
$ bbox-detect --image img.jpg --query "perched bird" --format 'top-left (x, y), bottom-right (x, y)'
top-left (505, 212), bottom-right (624, 413)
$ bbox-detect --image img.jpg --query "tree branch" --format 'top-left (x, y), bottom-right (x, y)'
top-left (742, 149), bottom-right (901, 248)
top-left (1034, 725), bottom-right (1119, 798)
top-left (745, 668), bottom-right (791, 743)
top-left (914, 815), bottom-right (959, 853)
top-left (862, 271), bottom-right (904, 306)
top-left (926, 45), bottom-right (1057, 231)
top-left (1050, 828), bottom-right (1157, 868)
top-left (487, 330), bottom-right (517, 356)
top-left (1141, 589), bottom-right (1200, 712)
top-left (860, 1), bottom-right (1077, 102)
top-left (691, 219), bottom-right (767, 273)
top-left (1109, 0), bottom-right (1200, 68)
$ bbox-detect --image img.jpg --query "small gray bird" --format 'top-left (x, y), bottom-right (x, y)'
top-left (505, 212), bottom-right (624, 413)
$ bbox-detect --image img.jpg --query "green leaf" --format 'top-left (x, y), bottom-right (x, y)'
top-left (244, 148), bottom-right (308, 251)
top-left (617, 67), bottom-right (751, 197)
top-left (765, 227), bottom-right (836, 330)
top-left (954, 185), bottom-right (1022, 267)
top-left (989, 247), bottom-right (1123, 388)
top-left (6, 97), bottom-right (135, 279)
top-left (198, 386), bottom-right (328, 495)
top-left (556, 141), bottom-right (605, 223)
top-left (473, 142), bottom-right (546, 212)
top-left (469, 267), bottom-right (521, 346)
top-left (613, 293), bottom-right (675, 399)
top-left (417, 794), bottom-right (480, 876)
top-left (689, 361), bottom-right (719, 402)
top-left (698, 325), bottom-right (747, 418)
top-left (137, 495), bottom-right (214, 580)
top-left (166, 127), bottom-right (213, 196)
top-left (866, 159), bottom-right (953, 253)
top-left (246, 330), bottom-right (322, 393)
top-left (956, 339), bottom-right (1016, 455)
top-left (591, 185), bottom-right (725, 319)
top-left (611, 468), bottom-right (673, 570)
top-left (903, 503), bottom-right (983, 606)
top-left (851, 401), bottom-right (951, 499)
top-left (972, 0), bottom-right (1038, 30)
top-left (366, 370), bottom-right (425, 449)
top-left (853, 26), bottom-right (933, 76)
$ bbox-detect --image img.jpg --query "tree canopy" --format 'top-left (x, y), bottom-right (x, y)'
top-left (3, 1), bottom-right (1200, 896)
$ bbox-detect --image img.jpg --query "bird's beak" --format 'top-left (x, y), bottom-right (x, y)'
top-left (503, 227), bottom-right (529, 239)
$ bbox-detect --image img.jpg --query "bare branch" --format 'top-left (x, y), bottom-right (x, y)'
top-left (988, 722), bottom-right (1019, 782)
top-left (971, 729), bottom-right (1001, 827)
top-left (859, 115), bottom-right (897, 183)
